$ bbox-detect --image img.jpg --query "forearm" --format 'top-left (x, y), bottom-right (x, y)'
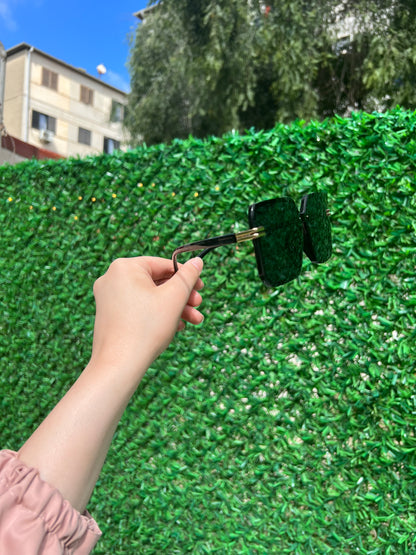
top-left (17, 359), bottom-right (146, 513)
top-left (17, 256), bottom-right (204, 516)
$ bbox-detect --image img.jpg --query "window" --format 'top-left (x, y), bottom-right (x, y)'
top-left (32, 111), bottom-right (56, 133)
top-left (110, 100), bottom-right (124, 123)
top-left (80, 85), bottom-right (94, 105)
top-left (103, 137), bottom-right (120, 154)
top-left (42, 67), bottom-right (58, 90)
top-left (78, 128), bottom-right (91, 146)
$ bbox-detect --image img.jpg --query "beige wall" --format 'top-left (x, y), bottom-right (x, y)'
top-left (3, 54), bottom-right (25, 138)
top-left (4, 47), bottom-right (128, 158)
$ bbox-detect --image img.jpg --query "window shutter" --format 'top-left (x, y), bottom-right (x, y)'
top-left (42, 67), bottom-right (58, 90)
top-left (42, 68), bottom-right (49, 87)
top-left (80, 86), bottom-right (94, 105)
top-left (78, 128), bottom-right (91, 145)
top-left (51, 72), bottom-right (58, 90)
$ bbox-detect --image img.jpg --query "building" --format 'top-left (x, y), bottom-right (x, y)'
top-left (133, 5), bottom-right (159, 22)
top-left (3, 43), bottom-right (128, 159)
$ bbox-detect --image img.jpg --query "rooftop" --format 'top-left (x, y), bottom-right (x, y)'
top-left (133, 4), bottom-right (158, 21)
top-left (7, 43), bottom-right (127, 96)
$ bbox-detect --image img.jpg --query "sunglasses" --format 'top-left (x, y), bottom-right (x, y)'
top-left (172, 192), bottom-right (332, 287)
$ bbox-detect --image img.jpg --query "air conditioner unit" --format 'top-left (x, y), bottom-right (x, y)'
top-left (39, 129), bottom-right (54, 143)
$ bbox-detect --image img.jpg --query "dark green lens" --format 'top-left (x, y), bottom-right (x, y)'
top-left (300, 192), bottom-right (332, 263)
top-left (249, 198), bottom-right (303, 287)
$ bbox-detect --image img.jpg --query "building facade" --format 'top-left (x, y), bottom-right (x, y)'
top-left (3, 43), bottom-right (128, 159)
top-left (133, 5), bottom-right (158, 21)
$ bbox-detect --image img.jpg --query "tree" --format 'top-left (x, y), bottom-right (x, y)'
top-left (125, 0), bottom-right (416, 145)
top-left (315, 0), bottom-right (416, 115)
top-left (126, 0), bottom-right (258, 144)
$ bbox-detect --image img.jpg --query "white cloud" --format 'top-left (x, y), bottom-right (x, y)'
top-left (0, 1), bottom-right (18, 31)
top-left (0, 0), bottom-right (45, 34)
top-left (105, 69), bottom-right (130, 93)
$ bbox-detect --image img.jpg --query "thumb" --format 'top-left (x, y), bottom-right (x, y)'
top-left (163, 257), bottom-right (204, 307)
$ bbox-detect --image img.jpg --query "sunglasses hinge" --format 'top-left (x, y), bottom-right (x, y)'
top-left (235, 226), bottom-right (266, 244)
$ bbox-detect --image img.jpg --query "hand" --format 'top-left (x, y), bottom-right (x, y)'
top-left (90, 256), bottom-right (204, 375)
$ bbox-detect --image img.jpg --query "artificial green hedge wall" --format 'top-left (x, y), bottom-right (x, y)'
top-left (1, 108), bottom-right (415, 553)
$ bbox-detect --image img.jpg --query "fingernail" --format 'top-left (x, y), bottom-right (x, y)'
top-left (190, 257), bottom-right (203, 271)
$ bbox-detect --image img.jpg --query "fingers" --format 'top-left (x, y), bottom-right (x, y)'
top-left (137, 256), bottom-right (176, 287)
top-left (177, 305), bottom-right (204, 332)
top-left (163, 257), bottom-right (204, 305)
top-left (177, 275), bottom-right (203, 331)
top-left (187, 289), bottom-right (202, 308)
top-left (164, 257), bottom-right (204, 330)
top-left (182, 303), bottom-right (204, 324)
top-left (180, 286), bottom-right (203, 328)
top-left (154, 275), bottom-right (204, 291)
top-left (177, 320), bottom-right (186, 332)
top-left (127, 256), bottom-right (205, 331)
top-left (139, 256), bottom-right (204, 292)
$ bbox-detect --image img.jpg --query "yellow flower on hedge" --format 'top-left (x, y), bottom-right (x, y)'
top-left (138, 183), bottom-right (143, 188)
top-left (74, 215), bottom-right (78, 220)
top-left (151, 183), bottom-right (155, 187)
top-left (92, 197), bottom-right (96, 202)
top-left (194, 192), bottom-right (199, 198)
top-left (172, 192), bottom-right (176, 197)
top-left (215, 186), bottom-right (220, 191)
top-left (52, 206), bottom-right (56, 211)
top-left (112, 193), bottom-right (117, 198)
top-left (8, 197), bottom-right (12, 202)
top-left (29, 206), bottom-right (33, 210)
top-left (78, 196), bottom-right (83, 200)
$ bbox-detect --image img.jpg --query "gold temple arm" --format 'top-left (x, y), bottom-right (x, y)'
top-left (172, 226), bottom-right (266, 272)
top-left (235, 227), bottom-right (266, 243)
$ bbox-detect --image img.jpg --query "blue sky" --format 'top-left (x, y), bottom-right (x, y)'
top-left (1, 0), bottom-right (150, 92)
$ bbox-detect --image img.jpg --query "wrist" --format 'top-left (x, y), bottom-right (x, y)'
top-left (85, 351), bottom-right (151, 401)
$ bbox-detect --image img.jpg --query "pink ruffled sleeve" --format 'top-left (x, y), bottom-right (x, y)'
top-left (0, 450), bottom-right (101, 554)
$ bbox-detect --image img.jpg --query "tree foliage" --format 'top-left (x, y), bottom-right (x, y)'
top-left (126, 0), bottom-right (416, 144)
